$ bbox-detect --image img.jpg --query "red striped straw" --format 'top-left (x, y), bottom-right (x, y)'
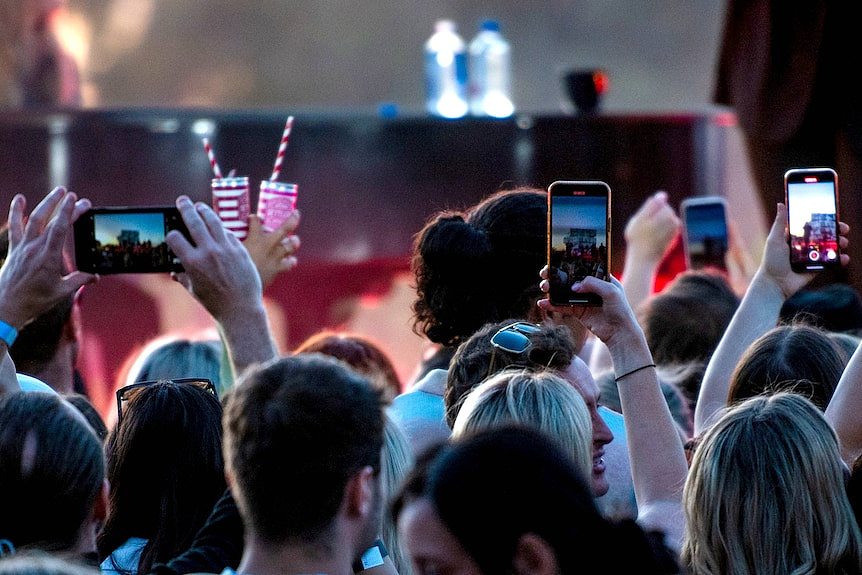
top-left (202, 138), bottom-right (223, 179)
top-left (269, 116), bottom-right (294, 182)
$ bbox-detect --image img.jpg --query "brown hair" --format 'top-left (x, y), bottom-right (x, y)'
top-left (445, 319), bottom-right (576, 427)
top-left (294, 331), bottom-right (402, 402)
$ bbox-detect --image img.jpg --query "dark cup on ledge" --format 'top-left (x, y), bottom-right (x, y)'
top-left (563, 69), bottom-right (609, 115)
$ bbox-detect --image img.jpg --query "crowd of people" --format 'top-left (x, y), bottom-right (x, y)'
top-left (2, 180), bottom-right (862, 575)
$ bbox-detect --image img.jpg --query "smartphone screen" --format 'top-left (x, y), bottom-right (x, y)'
top-left (681, 197), bottom-right (728, 272)
top-left (785, 168), bottom-right (840, 272)
top-left (547, 180), bottom-right (611, 306)
top-left (74, 207), bottom-right (189, 274)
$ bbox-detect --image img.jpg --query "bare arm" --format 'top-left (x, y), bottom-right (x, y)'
top-left (167, 197), bottom-right (281, 379)
top-left (693, 205), bottom-right (847, 434)
top-left (826, 332), bottom-right (862, 467)
top-left (590, 191), bottom-right (680, 374)
top-left (539, 272), bottom-right (687, 551)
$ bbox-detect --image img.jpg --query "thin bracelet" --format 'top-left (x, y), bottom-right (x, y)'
top-left (615, 363), bottom-right (656, 382)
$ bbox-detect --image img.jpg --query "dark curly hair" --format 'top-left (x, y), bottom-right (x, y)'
top-left (411, 188), bottom-right (547, 347)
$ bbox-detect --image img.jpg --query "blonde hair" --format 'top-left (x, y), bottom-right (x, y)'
top-left (682, 392), bottom-right (862, 574)
top-left (452, 368), bottom-right (592, 482)
top-left (380, 415), bottom-right (414, 575)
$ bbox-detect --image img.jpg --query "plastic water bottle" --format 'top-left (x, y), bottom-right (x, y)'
top-left (424, 20), bottom-right (469, 118)
top-left (468, 20), bottom-right (514, 118)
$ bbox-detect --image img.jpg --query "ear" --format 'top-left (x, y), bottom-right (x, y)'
top-left (344, 465), bottom-right (375, 520)
top-left (94, 478), bottom-right (110, 522)
top-left (512, 533), bottom-right (558, 575)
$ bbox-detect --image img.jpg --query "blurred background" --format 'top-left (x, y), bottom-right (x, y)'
top-left (60, 0), bottom-right (725, 112)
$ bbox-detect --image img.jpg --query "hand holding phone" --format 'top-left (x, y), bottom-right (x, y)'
top-left (74, 207), bottom-right (191, 274)
top-left (784, 168), bottom-right (841, 273)
top-left (680, 196), bottom-right (729, 272)
top-left (547, 180), bottom-right (611, 306)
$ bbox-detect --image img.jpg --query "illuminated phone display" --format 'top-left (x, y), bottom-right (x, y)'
top-left (785, 168), bottom-right (840, 272)
top-left (547, 181), bottom-right (611, 306)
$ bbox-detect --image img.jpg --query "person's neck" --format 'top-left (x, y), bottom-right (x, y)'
top-left (29, 348), bottom-right (75, 394)
top-left (237, 535), bottom-right (352, 575)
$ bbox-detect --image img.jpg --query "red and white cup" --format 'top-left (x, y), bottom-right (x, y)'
top-left (257, 180), bottom-right (298, 231)
top-left (212, 177), bottom-right (251, 240)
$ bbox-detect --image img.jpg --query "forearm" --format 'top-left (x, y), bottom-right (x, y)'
top-left (694, 271), bottom-right (785, 433)
top-left (217, 306), bottom-right (278, 381)
top-left (607, 332), bottom-right (687, 518)
top-left (0, 344), bottom-right (18, 396)
top-left (826, 346), bottom-right (862, 466)
top-left (621, 250), bottom-right (662, 313)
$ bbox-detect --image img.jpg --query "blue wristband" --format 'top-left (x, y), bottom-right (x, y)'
top-left (0, 320), bottom-right (18, 347)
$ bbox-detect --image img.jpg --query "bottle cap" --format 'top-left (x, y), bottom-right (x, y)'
top-left (435, 19), bottom-right (456, 33)
top-left (480, 19), bottom-right (500, 32)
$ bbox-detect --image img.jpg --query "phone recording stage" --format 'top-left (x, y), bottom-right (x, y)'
top-left (75, 209), bottom-right (184, 274)
top-left (548, 190), bottom-right (609, 305)
top-left (786, 175), bottom-right (839, 271)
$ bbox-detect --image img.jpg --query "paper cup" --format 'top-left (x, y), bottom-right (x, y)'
top-left (257, 180), bottom-right (298, 231)
top-left (212, 177), bottom-right (251, 240)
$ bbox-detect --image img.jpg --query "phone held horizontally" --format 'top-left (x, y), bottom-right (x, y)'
top-left (74, 206), bottom-right (190, 274)
top-left (547, 180), bottom-right (611, 306)
top-left (680, 196), bottom-right (729, 272)
top-left (784, 168), bottom-right (841, 273)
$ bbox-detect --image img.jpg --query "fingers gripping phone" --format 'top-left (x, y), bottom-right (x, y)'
top-left (785, 168), bottom-right (841, 273)
top-left (680, 196), bottom-right (729, 272)
top-left (547, 180), bottom-right (611, 306)
top-left (74, 207), bottom-right (191, 274)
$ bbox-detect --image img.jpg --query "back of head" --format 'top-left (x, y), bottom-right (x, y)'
top-left (780, 283), bottom-right (862, 335)
top-left (728, 323), bottom-right (845, 410)
top-left (683, 393), bottom-right (862, 573)
top-left (294, 331), bottom-right (402, 403)
top-left (639, 270), bottom-right (739, 366)
top-left (411, 188), bottom-right (547, 348)
top-left (445, 319), bottom-right (575, 427)
top-left (124, 337), bottom-right (223, 392)
top-left (8, 296), bottom-right (74, 380)
top-left (0, 393), bottom-right (104, 554)
top-left (392, 426), bottom-right (675, 574)
top-left (224, 353), bottom-right (385, 544)
top-left (98, 381), bottom-right (225, 570)
top-left (452, 369), bottom-right (592, 482)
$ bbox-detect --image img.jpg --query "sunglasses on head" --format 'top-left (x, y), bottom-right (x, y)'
top-left (116, 378), bottom-right (217, 423)
top-left (486, 322), bottom-right (543, 379)
top-left (490, 322), bottom-right (543, 354)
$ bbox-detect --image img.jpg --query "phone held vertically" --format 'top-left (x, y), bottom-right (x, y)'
top-left (680, 196), bottom-right (729, 272)
top-left (74, 207), bottom-right (191, 274)
top-left (547, 180), bottom-right (611, 306)
top-left (784, 168), bottom-right (841, 273)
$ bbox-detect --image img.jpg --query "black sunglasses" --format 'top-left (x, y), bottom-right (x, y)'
top-left (116, 378), bottom-right (217, 423)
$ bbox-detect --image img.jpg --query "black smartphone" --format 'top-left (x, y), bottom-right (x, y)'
top-left (680, 196), bottom-right (729, 272)
top-left (74, 207), bottom-right (190, 274)
top-left (547, 180), bottom-right (611, 306)
top-left (784, 168), bottom-right (841, 273)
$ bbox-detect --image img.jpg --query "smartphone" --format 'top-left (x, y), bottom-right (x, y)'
top-left (784, 168), bottom-right (841, 273)
top-left (74, 207), bottom-right (190, 274)
top-left (680, 196), bottom-right (729, 272)
top-left (547, 180), bottom-right (611, 306)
